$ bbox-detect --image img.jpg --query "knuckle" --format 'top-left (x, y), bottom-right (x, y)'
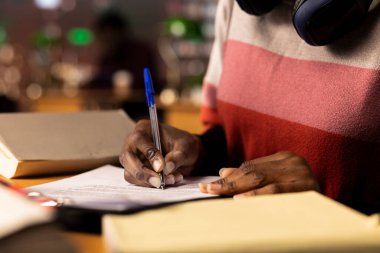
top-left (145, 147), bottom-right (158, 160)
top-left (177, 135), bottom-right (193, 149)
top-left (227, 181), bottom-right (237, 191)
top-left (248, 167), bottom-right (265, 184)
top-left (215, 178), bottom-right (226, 185)
top-left (134, 170), bottom-right (146, 182)
top-left (128, 132), bottom-right (142, 145)
top-left (241, 160), bottom-right (255, 168)
top-left (136, 119), bottom-right (150, 129)
top-left (240, 165), bottom-right (255, 176)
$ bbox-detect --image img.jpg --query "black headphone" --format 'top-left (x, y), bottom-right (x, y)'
top-left (236, 0), bottom-right (373, 46)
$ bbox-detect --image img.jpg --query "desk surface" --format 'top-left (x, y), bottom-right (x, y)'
top-left (11, 176), bottom-right (107, 253)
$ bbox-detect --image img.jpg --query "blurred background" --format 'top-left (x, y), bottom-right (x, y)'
top-left (0, 0), bottom-right (218, 133)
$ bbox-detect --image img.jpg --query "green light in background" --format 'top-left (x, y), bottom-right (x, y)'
top-left (67, 28), bottom-right (93, 46)
top-left (0, 27), bottom-right (7, 45)
top-left (165, 17), bottom-right (203, 42)
top-left (32, 32), bottom-right (57, 48)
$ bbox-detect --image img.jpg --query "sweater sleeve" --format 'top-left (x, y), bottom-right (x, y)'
top-left (191, 0), bottom-right (234, 176)
top-left (201, 0), bottom-right (234, 130)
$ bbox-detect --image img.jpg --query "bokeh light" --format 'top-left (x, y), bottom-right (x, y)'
top-left (34, 0), bottom-right (62, 10)
top-left (67, 28), bottom-right (94, 46)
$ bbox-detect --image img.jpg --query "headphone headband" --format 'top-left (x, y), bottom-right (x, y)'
top-left (236, 0), bottom-right (373, 46)
top-left (236, 0), bottom-right (281, 16)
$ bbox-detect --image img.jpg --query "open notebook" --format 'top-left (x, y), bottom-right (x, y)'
top-left (26, 165), bottom-right (219, 213)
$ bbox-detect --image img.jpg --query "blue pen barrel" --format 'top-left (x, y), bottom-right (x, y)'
top-left (149, 105), bottom-right (161, 152)
top-left (144, 67), bottom-right (165, 189)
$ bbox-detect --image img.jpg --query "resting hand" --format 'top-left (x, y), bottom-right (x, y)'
top-left (120, 120), bottom-right (202, 188)
top-left (199, 151), bottom-right (319, 198)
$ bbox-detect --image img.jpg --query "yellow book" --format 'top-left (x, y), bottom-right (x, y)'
top-left (0, 110), bottom-right (135, 178)
top-left (103, 191), bottom-right (380, 253)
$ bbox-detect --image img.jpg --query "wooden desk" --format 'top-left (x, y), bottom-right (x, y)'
top-left (11, 176), bottom-right (107, 253)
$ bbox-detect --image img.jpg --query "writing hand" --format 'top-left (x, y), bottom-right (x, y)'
top-left (120, 120), bottom-right (202, 188)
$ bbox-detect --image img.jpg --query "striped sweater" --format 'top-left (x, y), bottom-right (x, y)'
top-left (201, 0), bottom-right (380, 207)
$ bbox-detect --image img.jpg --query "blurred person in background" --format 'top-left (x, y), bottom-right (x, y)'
top-left (87, 9), bottom-right (161, 120)
top-left (88, 9), bottom-right (159, 91)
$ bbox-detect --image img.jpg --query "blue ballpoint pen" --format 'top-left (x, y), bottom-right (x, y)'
top-left (144, 67), bottom-right (165, 190)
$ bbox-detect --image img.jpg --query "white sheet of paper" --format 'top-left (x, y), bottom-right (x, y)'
top-left (27, 165), bottom-right (219, 211)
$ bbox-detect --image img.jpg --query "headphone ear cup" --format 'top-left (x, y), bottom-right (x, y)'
top-left (293, 0), bottom-right (373, 46)
top-left (236, 0), bottom-right (281, 16)
top-left (293, 0), bottom-right (306, 15)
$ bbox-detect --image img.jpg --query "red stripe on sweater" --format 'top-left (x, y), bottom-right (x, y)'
top-left (218, 40), bottom-right (380, 142)
top-left (202, 81), bottom-right (218, 108)
top-left (201, 105), bottom-right (222, 131)
top-left (218, 100), bottom-right (380, 204)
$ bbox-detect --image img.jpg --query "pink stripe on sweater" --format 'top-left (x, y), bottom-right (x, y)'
top-left (218, 40), bottom-right (380, 142)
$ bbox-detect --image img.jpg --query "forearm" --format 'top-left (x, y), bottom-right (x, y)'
top-left (191, 125), bottom-right (228, 176)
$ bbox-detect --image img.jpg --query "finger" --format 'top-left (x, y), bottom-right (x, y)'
top-left (129, 134), bottom-right (165, 173)
top-left (203, 159), bottom-right (292, 196)
top-left (164, 174), bottom-right (175, 185)
top-left (219, 168), bottom-right (236, 177)
top-left (163, 150), bottom-right (187, 175)
top-left (198, 182), bottom-right (208, 193)
top-left (173, 173), bottom-right (184, 184)
top-left (123, 170), bottom-right (151, 188)
top-left (233, 181), bottom-right (315, 199)
top-left (163, 135), bottom-right (200, 175)
top-left (123, 150), bottom-right (162, 188)
top-left (203, 166), bottom-right (266, 195)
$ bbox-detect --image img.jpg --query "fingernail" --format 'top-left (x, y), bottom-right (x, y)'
top-left (152, 159), bottom-right (162, 172)
top-left (166, 175), bottom-right (175, 185)
top-left (163, 161), bottom-right (175, 175)
top-left (149, 177), bottom-right (161, 188)
top-left (175, 174), bottom-right (183, 183)
top-left (208, 183), bottom-right (222, 191)
top-left (219, 168), bottom-right (225, 176)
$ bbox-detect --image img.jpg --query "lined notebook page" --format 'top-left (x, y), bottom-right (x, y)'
top-left (27, 165), bottom-right (218, 211)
